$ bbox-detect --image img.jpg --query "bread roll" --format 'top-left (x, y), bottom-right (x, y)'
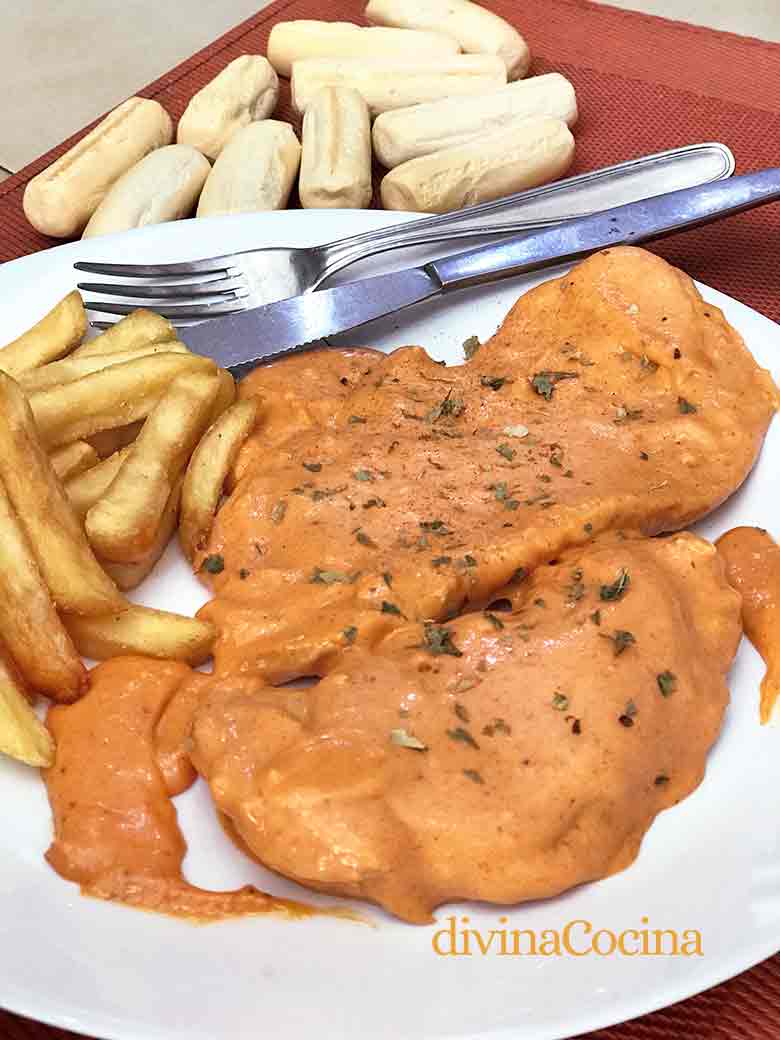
top-left (292, 55), bottom-right (506, 118)
top-left (365, 0), bottom-right (530, 80)
top-left (82, 145), bottom-right (210, 238)
top-left (380, 117), bottom-right (574, 213)
top-left (299, 87), bottom-right (372, 210)
top-left (23, 97), bottom-right (173, 238)
top-left (267, 20), bottom-right (460, 77)
top-left (196, 121), bottom-right (301, 218)
top-left (373, 73), bottom-right (577, 168)
top-left (176, 56), bottom-right (279, 161)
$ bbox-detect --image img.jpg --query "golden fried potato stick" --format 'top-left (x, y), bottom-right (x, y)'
top-left (65, 447), bottom-right (132, 521)
top-left (100, 479), bottom-right (182, 590)
top-left (0, 372), bottom-right (125, 615)
top-left (64, 605), bottom-right (215, 666)
top-left (0, 480), bottom-right (86, 701)
top-left (70, 309), bottom-right (177, 359)
top-left (86, 371), bottom-right (219, 563)
top-left (210, 367), bottom-right (237, 422)
top-left (20, 341), bottom-right (189, 393)
top-left (49, 440), bottom-right (100, 482)
top-left (0, 291), bottom-right (86, 377)
top-left (180, 399), bottom-right (259, 561)
top-left (0, 643), bottom-right (55, 767)
top-left (28, 351), bottom-right (218, 449)
top-left (717, 525), bottom-right (780, 724)
top-left (87, 422), bottom-right (142, 459)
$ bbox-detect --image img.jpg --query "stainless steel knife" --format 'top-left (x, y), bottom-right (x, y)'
top-left (179, 169), bottom-right (780, 373)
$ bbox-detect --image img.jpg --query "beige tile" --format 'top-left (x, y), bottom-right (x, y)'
top-left (592, 0), bottom-right (780, 42)
top-left (0, 0), bottom-right (274, 171)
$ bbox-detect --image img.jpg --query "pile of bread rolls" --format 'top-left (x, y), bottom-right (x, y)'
top-left (23, 0), bottom-right (579, 239)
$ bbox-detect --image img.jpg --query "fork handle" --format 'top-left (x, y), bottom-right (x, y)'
top-left (315, 142), bottom-right (734, 281)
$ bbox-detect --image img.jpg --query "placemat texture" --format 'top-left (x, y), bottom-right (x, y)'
top-left (1, 1), bottom-right (779, 1038)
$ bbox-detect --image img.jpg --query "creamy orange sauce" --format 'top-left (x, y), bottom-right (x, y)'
top-left (717, 526), bottom-right (780, 723)
top-left (41, 247), bottom-right (777, 923)
top-left (198, 247), bottom-right (775, 685)
top-left (44, 658), bottom-right (313, 920)
top-left (191, 531), bottom-right (741, 922)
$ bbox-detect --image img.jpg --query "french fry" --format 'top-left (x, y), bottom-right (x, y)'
top-left (211, 366), bottom-right (237, 422)
top-left (86, 422), bottom-right (143, 459)
top-left (99, 479), bottom-right (182, 590)
top-left (64, 605), bottom-right (216, 666)
top-left (29, 351), bottom-right (217, 449)
top-left (0, 372), bottom-right (125, 615)
top-left (180, 399), bottom-right (259, 561)
top-left (65, 447), bottom-right (132, 521)
top-left (0, 644), bottom-right (55, 767)
top-left (19, 341), bottom-right (189, 393)
top-left (49, 440), bottom-right (100, 482)
top-left (0, 481), bottom-right (86, 701)
top-left (0, 291), bottom-right (86, 377)
top-left (70, 309), bottom-right (177, 359)
top-left (86, 371), bottom-right (219, 563)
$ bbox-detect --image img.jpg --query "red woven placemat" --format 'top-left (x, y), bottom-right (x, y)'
top-left (1, 1), bottom-right (779, 1038)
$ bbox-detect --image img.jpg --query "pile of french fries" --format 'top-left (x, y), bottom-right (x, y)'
top-left (0, 293), bottom-right (260, 769)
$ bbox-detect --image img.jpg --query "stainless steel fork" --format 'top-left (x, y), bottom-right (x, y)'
top-left (75, 142), bottom-right (734, 327)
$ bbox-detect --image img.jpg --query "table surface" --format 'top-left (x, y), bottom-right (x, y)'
top-left (0, 0), bottom-right (779, 181)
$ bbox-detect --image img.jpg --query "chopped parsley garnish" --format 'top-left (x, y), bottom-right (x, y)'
top-left (383, 571), bottom-right (393, 587)
top-left (484, 611), bottom-right (504, 630)
top-left (421, 623), bottom-right (462, 657)
top-left (481, 375), bottom-right (509, 391)
top-left (342, 626), bottom-right (358, 644)
top-left (354, 468), bottom-right (374, 482)
top-left (381, 601), bottom-right (402, 616)
top-left (464, 555), bottom-right (478, 568)
top-left (302, 461), bottom-right (322, 472)
top-left (496, 443), bottom-right (516, 462)
top-left (355, 529), bottom-right (376, 547)
top-left (566, 568), bottom-right (585, 603)
top-left (601, 629), bottom-right (636, 655)
top-left (363, 497), bottom-right (386, 509)
top-left (600, 568), bottom-right (631, 602)
top-left (654, 773), bottom-right (670, 786)
top-left (202, 554), bottom-right (224, 574)
top-left (482, 718), bottom-right (511, 737)
top-left (420, 519), bottom-right (451, 535)
top-left (462, 335), bottom-right (481, 360)
top-left (454, 703), bottom-right (471, 723)
top-left (618, 699), bottom-right (638, 727)
top-left (678, 397), bottom-right (698, 414)
top-left (657, 670), bottom-right (677, 697)
top-left (531, 370), bottom-right (578, 400)
top-left (310, 567), bottom-right (355, 585)
top-left (447, 726), bottom-right (480, 749)
top-left (590, 609), bottom-right (602, 626)
top-left (239, 568), bottom-right (250, 580)
top-left (432, 556), bottom-right (452, 567)
top-left (390, 728), bottom-right (428, 752)
top-left (552, 693), bottom-right (569, 711)
top-left (426, 390), bottom-right (465, 423)
top-left (463, 768), bottom-right (485, 784)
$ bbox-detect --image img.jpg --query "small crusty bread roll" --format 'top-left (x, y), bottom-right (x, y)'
top-left (373, 73), bottom-right (577, 168)
top-left (196, 121), bottom-right (301, 218)
top-left (176, 56), bottom-right (279, 161)
top-left (365, 0), bottom-right (530, 80)
top-left (299, 87), bottom-right (372, 210)
top-left (292, 55), bottom-right (506, 118)
top-left (82, 145), bottom-right (211, 238)
top-left (23, 97), bottom-right (173, 238)
top-left (380, 116), bottom-right (574, 214)
top-left (267, 20), bottom-right (460, 77)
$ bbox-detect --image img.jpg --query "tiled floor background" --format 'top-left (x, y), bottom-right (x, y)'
top-left (0, 0), bottom-right (778, 182)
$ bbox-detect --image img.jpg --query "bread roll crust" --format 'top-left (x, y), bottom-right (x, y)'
top-left (82, 145), bottom-right (211, 239)
top-left (365, 0), bottom-right (530, 80)
top-left (196, 121), bottom-right (301, 218)
top-left (23, 97), bottom-right (173, 238)
top-left (268, 20), bottom-right (460, 77)
top-left (299, 87), bottom-right (372, 209)
top-left (380, 117), bottom-right (575, 214)
top-left (176, 56), bottom-right (279, 161)
top-left (373, 73), bottom-right (577, 168)
top-left (292, 55), bottom-right (507, 118)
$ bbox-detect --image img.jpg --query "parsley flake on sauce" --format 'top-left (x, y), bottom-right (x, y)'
top-left (421, 623), bottom-right (462, 657)
top-left (201, 554), bottom-right (224, 574)
top-left (600, 568), bottom-right (631, 602)
top-left (601, 629), bottom-right (636, 655)
top-left (530, 370), bottom-right (578, 401)
top-left (390, 728), bottom-right (428, 752)
top-left (657, 670), bottom-right (677, 697)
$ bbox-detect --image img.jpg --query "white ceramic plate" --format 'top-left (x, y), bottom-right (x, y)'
top-left (1, 210), bottom-right (778, 1040)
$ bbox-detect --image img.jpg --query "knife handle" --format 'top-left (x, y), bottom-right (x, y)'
top-left (425, 169), bottom-right (780, 291)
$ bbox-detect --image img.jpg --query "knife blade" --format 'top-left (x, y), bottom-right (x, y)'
top-left (179, 169), bottom-right (780, 372)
